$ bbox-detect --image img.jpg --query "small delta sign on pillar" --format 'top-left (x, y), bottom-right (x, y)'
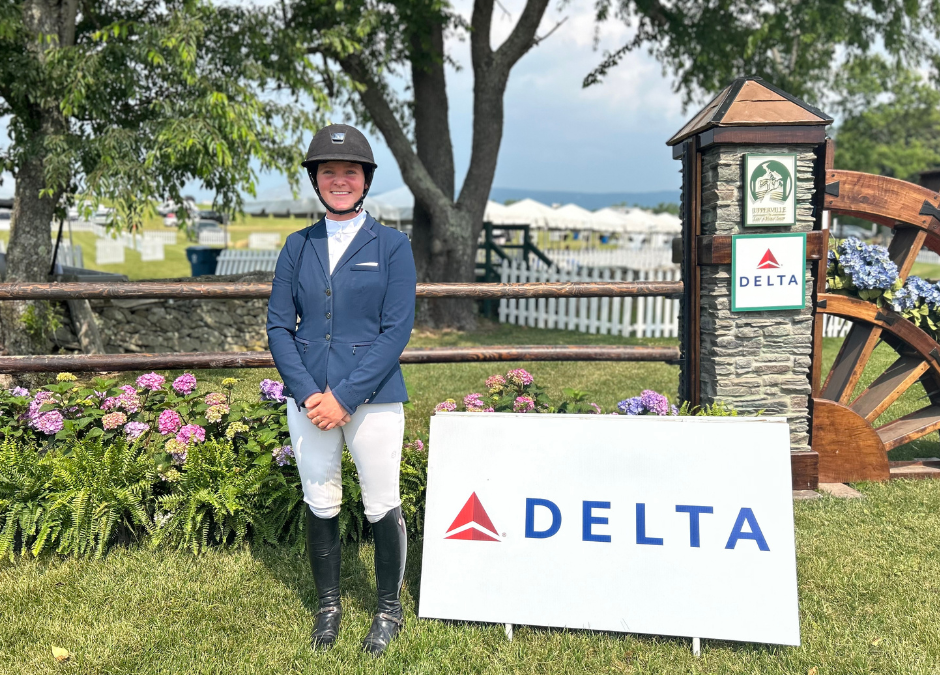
top-left (732, 233), bottom-right (806, 312)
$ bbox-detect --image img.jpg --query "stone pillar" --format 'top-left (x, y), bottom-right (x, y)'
top-left (667, 77), bottom-right (832, 454)
top-left (698, 144), bottom-right (817, 451)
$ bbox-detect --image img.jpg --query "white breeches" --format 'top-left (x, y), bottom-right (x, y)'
top-left (285, 394), bottom-right (405, 524)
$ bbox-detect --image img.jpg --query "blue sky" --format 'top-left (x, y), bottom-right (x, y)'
top-left (265, 0), bottom-right (693, 199)
top-left (1, 0), bottom-right (695, 201)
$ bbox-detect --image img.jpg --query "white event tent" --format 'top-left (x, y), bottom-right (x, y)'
top-left (242, 185), bottom-right (680, 237)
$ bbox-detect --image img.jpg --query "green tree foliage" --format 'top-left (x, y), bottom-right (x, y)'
top-left (584, 0), bottom-right (940, 108)
top-left (0, 0), bottom-right (347, 364)
top-left (832, 58), bottom-right (940, 182)
top-left (0, 0), bottom-right (332, 223)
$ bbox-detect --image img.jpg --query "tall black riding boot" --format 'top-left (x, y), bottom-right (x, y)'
top-left (305, 507), bottom-right (342, 650)
top-left (361, 506), bottom-right (407, 656)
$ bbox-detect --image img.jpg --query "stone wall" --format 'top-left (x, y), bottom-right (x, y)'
top-left (697, 144), bottom-right (818, 453)
top-left (50, 271), bottom-right (272, 355)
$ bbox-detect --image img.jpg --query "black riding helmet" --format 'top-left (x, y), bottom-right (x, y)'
top-left (301, 124), bottom-right (377, 216)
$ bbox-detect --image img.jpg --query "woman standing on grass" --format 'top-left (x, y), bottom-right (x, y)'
top-left (265, 124), bottom-right (417, 657)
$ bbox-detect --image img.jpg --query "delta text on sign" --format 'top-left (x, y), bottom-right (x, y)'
top-left (418, 413), bottom-right (800, 646)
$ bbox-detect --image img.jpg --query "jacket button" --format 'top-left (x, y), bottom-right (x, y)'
top-left (364, 398), bottom-right (369, 403)
top-left (325, 289), bottom-right (331, 296)
top-left (325, 333), bottom-right (331, 340)
top-left (325, 312), bottom-right (331, 319)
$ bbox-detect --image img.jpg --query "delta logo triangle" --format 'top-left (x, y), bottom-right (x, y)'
top-left (757, 249), bottom-right (781, 269)
top-left (444, 492), bottom-right (500, 541)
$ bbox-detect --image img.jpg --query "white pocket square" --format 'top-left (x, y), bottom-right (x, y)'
top-left (356, 262), bottom-right (379, 266)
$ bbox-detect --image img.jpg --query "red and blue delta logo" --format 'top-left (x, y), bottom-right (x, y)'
top-left (444, 492), bottom-right (500, 541)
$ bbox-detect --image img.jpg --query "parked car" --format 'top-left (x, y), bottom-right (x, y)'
top-left (197, 209), bottom-right (227, 225)
top-left (0, 209), bottom-right (10, 221)
top-left (93, 208), bottom-right (116, 225)
top-left (186, 219), bottom-right (224, 242)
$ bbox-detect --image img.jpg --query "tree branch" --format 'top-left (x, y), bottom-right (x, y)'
top-left (339, 54), bottom-right (452, 219)
top-left (459, 0), bottom-right (551, 212)
top-left (493, 0), bottom-right (551, 75)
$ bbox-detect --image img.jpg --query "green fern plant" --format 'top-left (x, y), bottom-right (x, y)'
top-left (399, 446), bottom-right (428, 537)
top-left (33, 436), bottom-right (155, 558)
top-left (0, 438), bottom-right (54, 560)
top-left (151, 439), bottom-right (278, 553)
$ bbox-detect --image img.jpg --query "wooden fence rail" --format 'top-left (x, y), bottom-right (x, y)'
top-left (0, 280), bottom-right (684, 300)
top-left (0, 280), bottom-right (685, 373)
top-left (0, 345), bottom-right (681, 373)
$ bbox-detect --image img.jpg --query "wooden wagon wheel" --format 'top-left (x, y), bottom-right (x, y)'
top-left (813, 170), bottom-right (940, 482)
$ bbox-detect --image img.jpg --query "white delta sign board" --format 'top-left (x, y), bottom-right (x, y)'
top-left (732, 233), bottom-right (806, 312)
top-left (419, 413), bottom-right (800, 646)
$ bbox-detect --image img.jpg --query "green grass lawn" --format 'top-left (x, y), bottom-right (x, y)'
top-left (2, 326), bottom-right (940, 672)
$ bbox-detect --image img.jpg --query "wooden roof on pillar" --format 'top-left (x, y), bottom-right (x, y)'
top-left (666, 76), bottom-right (833, 147)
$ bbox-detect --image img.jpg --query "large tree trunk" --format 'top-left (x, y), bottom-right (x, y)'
top-left (410, 22), bottom-right (470, 327)
top-left (0, 0), bottom-right (74, 387)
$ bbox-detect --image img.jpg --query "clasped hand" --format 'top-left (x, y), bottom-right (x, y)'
top-left (304, 392), bottom-right (351, 430)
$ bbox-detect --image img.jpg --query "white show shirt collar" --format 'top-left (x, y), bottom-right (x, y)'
top-left (324, 211), bottom-right (367, 273)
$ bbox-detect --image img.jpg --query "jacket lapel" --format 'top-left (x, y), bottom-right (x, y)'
top-left (307, 219), bottom-right (330, 283)
top-left (331, 214), bottom-right (378, 277)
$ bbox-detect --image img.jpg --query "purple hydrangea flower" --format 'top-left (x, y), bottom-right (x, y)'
top-left (485, 374), bottom-right (506, 391)
top-left (434, 399), bottom-right (457, 413)
top-left (102, 411), bottom-right (127, 430)
top-left (165, 439), bottom-right (187, 464)
top-left (9, 387), bottom-right (28, 397)
top-left (33, 410), bottom-right (64, 435)
top-left (205, 392), bottom-right (227, 406)
top-left (124, 421), bottom-right (150, 439)
top-left (118, 391), bottom-right (141, 414)
top-left (464, 393), bottom-right (486, 412)
top-left (100, 396), bottom-right (121, 411)
top-left (136, 372), bottom-right (165, 391)
top-left (639, 390), bottom-right (670, 416)
top-left (506, 369), bottom-right (534, 387)
top-left (513, 395), bottom-right (535, 413)
top-left (158, 409), bottom-right (183, 435)
top-left (28, 391), bottom-right (56, 420)
top-left (273, 444), bottom-right (294, 466)
top-left (172, 373), bottom-right (197, 395)
top-left (176, 424), bottom-right (206, 445)
top-left (259, 379), bottom-right (286, 403)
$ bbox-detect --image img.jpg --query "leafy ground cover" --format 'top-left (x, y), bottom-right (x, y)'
top-left (0, 326), bottom-right (937, 672)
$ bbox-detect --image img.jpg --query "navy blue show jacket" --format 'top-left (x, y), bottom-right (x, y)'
top-left (266, 214), bottom-right (417, 414)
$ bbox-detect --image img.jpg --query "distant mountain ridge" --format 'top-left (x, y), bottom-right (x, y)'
top-left (489, 187), bottom-right (680, 210)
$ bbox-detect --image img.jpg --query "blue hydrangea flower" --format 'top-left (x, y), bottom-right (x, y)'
top-left (836, 238), bottom-right (899, 291)
top-left (617, 397), bottom-right (645, 415)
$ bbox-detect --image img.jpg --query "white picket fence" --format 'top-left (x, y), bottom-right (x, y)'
top-left (215, 249), bottom-right (279, 275)
top-left (497, 260), bottom-right (680, 337)
top-left (143, 230), bottom-right (177, 245)
top-left (248, 232), bottom-right (281, 250)
top-left (917, 249), bottom-right (940, 265)
top-left (539, 246), bottom-right (676, 271)
top-left (198, 230), bottom-right (230, 246)
top-left (96, 238), bottom-right (125, 265)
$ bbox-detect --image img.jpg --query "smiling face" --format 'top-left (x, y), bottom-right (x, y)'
top-left (316, 161), bottom-right (367, 218)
